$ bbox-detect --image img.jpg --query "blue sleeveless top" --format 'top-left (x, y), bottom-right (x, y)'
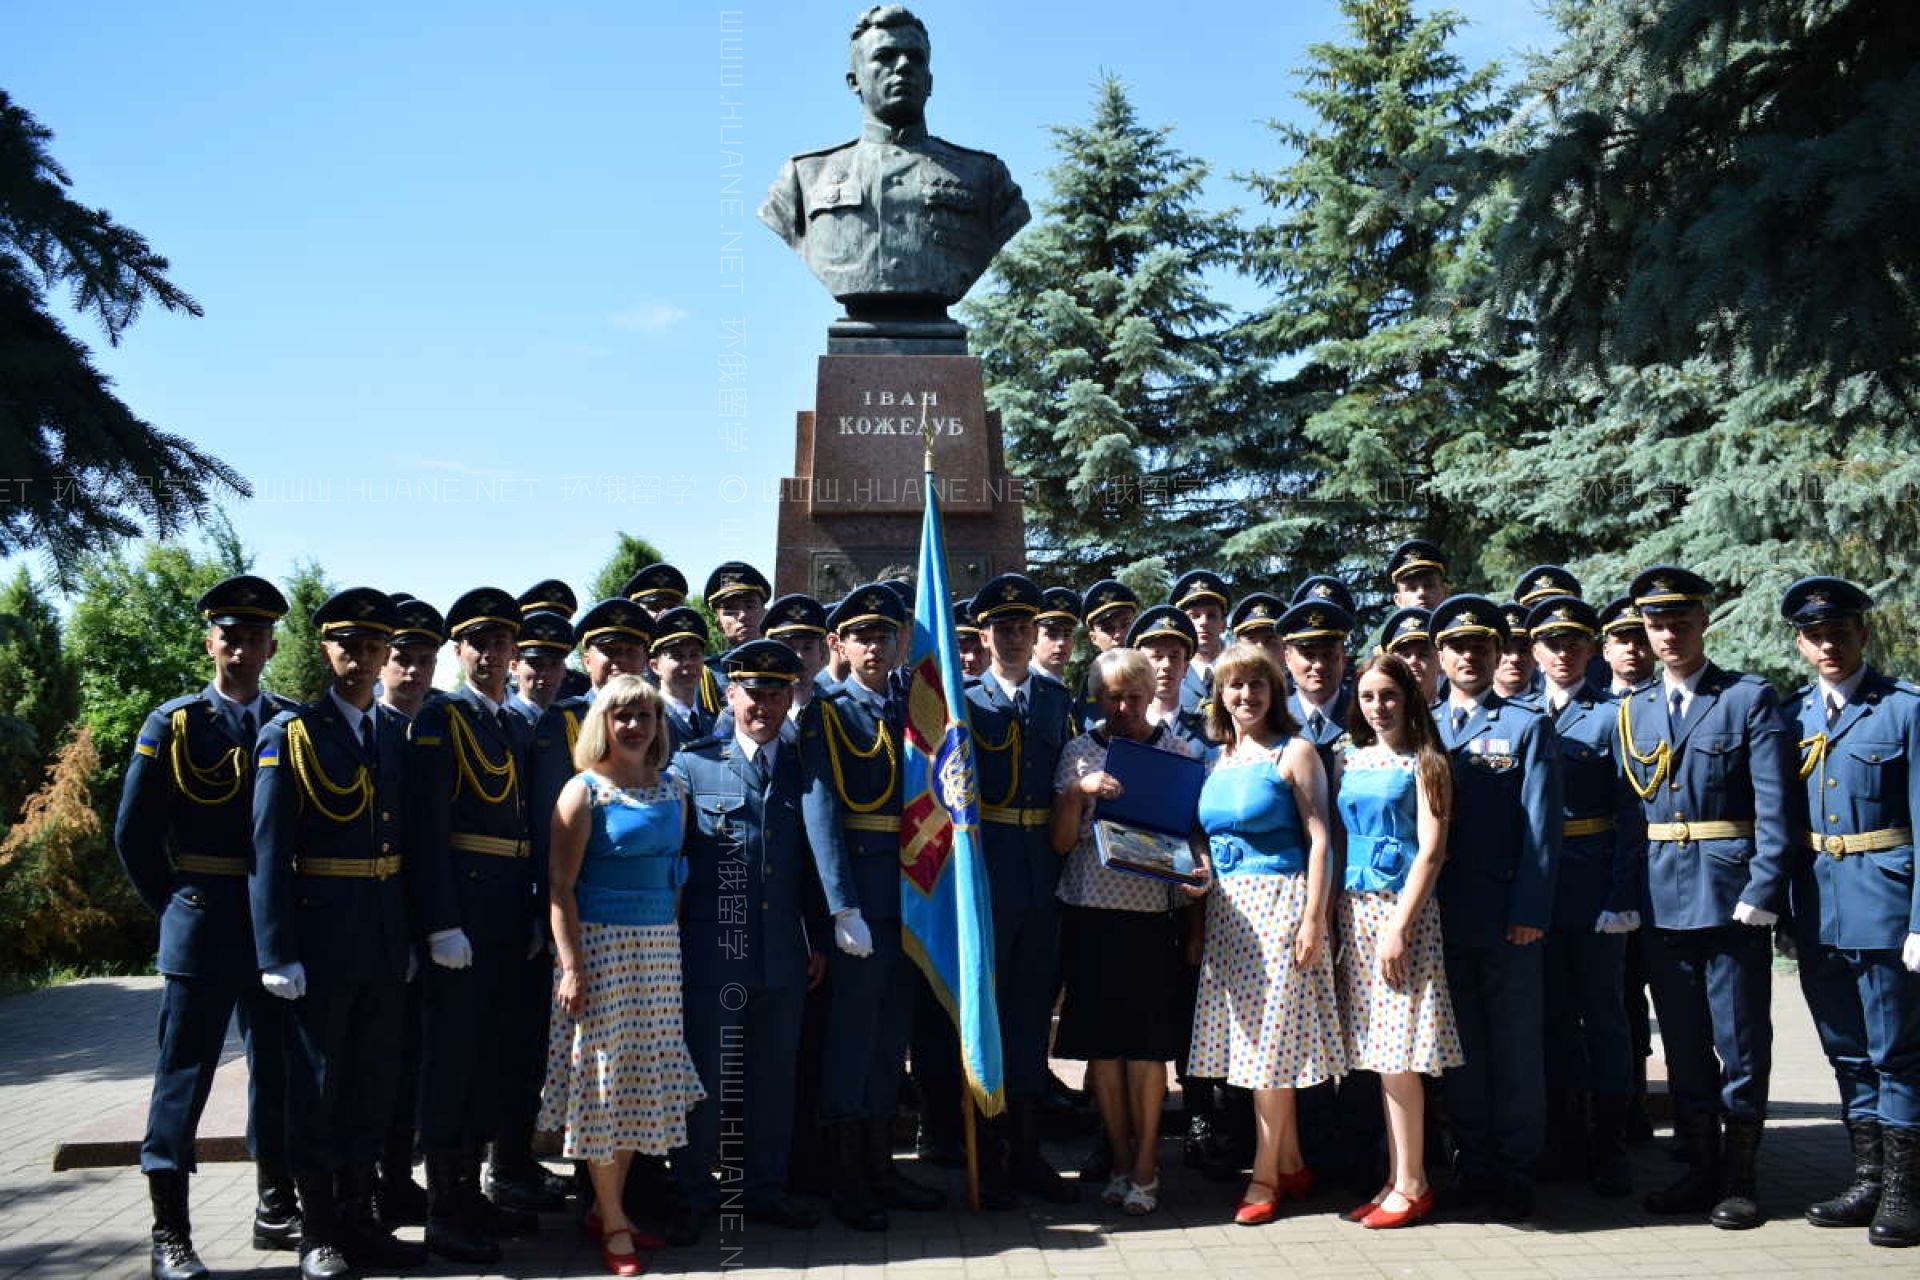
top-left (1197, 749), bottom-right (1305, 877)
top-left (575, 773), bottom-right (686, 926)
top-left (1337, 745), bottom-right (1420, 893)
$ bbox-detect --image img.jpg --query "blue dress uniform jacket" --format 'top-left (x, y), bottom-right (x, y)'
top-left (113, 684), bottom-right (296, 1175)
top-left (405, 685), bottom-right (536, 1153)
top-left (1437, 692), bottom-right (1562, 944)
top-left (1290, 689), bottom-right (1352, 782)
top-left (1619, 664), bottom-right (1797, 928)
top-left (250, 699), bottom-right (411, 1177)
top-left (671, 727), bottom-right (820, 1209)
top-left (965, 670), bottom-right (1073, 1102)
top-left (1789, 668), bottom-right (1920, 1131)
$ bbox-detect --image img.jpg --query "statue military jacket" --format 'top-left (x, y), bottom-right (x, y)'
top-left (114, 684), bottom-right (297, 978)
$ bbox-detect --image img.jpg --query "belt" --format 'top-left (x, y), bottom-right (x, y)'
top-left (1803, 827), bottom-right (1913, 859)
top-left (980, 806), bottom-right (1051, 828)
top-left (1645, 820), bottom-right (1754, 844)
top-left (174, 854), bottom-right (248, 876)
top-left (295, 855), bottom-right (402, 880)
top-left (1563, 816), bottom-right (1617, 838)
top-left (450, 832), bottom-right (530, 859)
top-left (842, 813), bottom-right (901, 833)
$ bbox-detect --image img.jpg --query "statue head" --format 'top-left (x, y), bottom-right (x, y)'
top-left (847, 6), bottom-right (932, 128)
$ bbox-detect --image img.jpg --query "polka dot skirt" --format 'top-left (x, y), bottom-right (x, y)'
top-left (1337, 891), bottom-right (1464, 1076)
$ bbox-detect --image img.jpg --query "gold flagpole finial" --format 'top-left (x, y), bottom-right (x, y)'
top-left (921, 395), bottom-right (934, 475)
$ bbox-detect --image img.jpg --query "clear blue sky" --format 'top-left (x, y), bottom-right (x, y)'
top-left (5, 0), bottom-right (1555, 612)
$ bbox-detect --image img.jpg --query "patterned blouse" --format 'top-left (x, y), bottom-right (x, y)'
top-left (1053, 726), bottom-right (1198, 914)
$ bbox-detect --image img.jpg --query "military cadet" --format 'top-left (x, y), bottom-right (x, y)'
top-left (406, 588), bottom-right (541, 1264)
top-left (706, 561), bottom-right (772, 648)
top-left (1228, 592), bottom-right (1286, 666)
top-left (623, 562), bottom-right (689, 614)
top-left (669, 639), bottom-right (826, 1244)
top-left (1387, 540), bottom-right (1450, 610)
top-left (252, 588), bottom-right (422, 1280)
top-left (1032, 586), bottom-right (1081, 686)
top-left (373, 596), bottom-right (445, 1227)
top-left (1172, 569), bottom-right (1231, 711)
top-left (1617, 566), bottom-right (1794, 1230)
top-left (1599, 597), bottom-right (1655, 697)
top-left (1780, 577), bottom-right (1920, 1247)
top-left (798, 586), bottom-right (947, 1230)
top-left (518, 580), bottom-right (588, 700)
top-left (1494, 602), bottom-right (1541, 698)
top-left (1526, 595), bottom-right (1642, 1197)
top-left (765, 592), bottom-right (832, 714)
top-left (114, 575), bottom-right (300, 1280)
top-left (953, 598), bottom-right (988, 678)
top-left (1376, 607), bottom-right (1439, 703)
top-left (506, 610), bottom-right (575, 724)
top-left (1278, 599), bottom-right (1353, 778)
top-left (1073, 579), bottom-right (1139, 730)
top-left (965, 573), bottom-right (1079, 1205)
top-left (1130, 605), bottom-right (1209, 753)
top-left (1430, 595), bottom-right (1561, 1221)
top-left (1515, 565), bottom-right (1582, 610)
top-left (652, 606), bottom-right (724, 750)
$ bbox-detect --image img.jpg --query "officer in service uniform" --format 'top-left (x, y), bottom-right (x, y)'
top-left (1431, 595), bottom-right (1561, 1221)
top-left (1074, 578), bottom-right (1140, 727)
top-left (1526, 595), bottom-right (1643, 1197)
top-left (1376, 606), bottom-right (1438, 703)
top-left (1495, 602), bottom-right (1541, 698)
top-left (798, 586), bottom-right (946, 1231)
top-left (1032, 586), bottom-right (1081, 688)
top-left (1617, 566), bottom-right (1795, 1230)
top-left (1598, 591), bottom-right (1659, 1144)
top-left (965, 573), bottom-right (1078, 1205)
top-left (652, 606), bottom-right (724, 750)
top-left (1599, 596), bottom-right (1655, 698)
top-left (953, 598), bottom-right (988, 678)
top-left (115, 575), bottom-right (300, 1280)
top-left (706, 561), bottom-right (772, 648)
top-left (1279, 598), bottom-right (1352, 775)
top-left (1172, 569), bottom-right (1231, 712)
top-left (1387, 540), bottom-right (1450, 610)
top-left (669, 639), bottom-right (826, 1244)
top-left (406, 588), bottom-right (540, 1265)
top-left (1130, 605), bottom-right (1209, 753)
top-left (758, 5), bottom-right (1028, 322)
top-left (1229, 592), bottom-right (1286, 666)
top-left (766, 592), bottom-right (833, 714)
top-left (624, 562), bottom-right (689, 614)
top-left (506, 609), bottom-right (575, 725)
top-left (1781, 577), bottom-right (1920, 1247)
top-left (252, 588), bottom-right (422, 1280)
top-left (518, 580), bottom-right (588, 701)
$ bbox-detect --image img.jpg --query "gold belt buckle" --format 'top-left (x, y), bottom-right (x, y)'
top-left (1670, 821), bottom-right (1690, 845)
top-left (1823, 833), bottom-right (1848, 858)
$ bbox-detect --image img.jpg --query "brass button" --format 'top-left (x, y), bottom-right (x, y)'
top-left (383, 810), bottom-right (393, 820)
top-left (1826, 779), bottom-right (1837, 788)
top-left (382, 843), bottom-right (392, 853)
top-left (1829, 815), bottom-right (1840, 824)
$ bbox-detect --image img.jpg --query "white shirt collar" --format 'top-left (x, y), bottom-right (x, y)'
top-left (1548, 677), bottom-right (1585, 711)
top-left (209, 685), bottom-right (264, 722)
top-left (1662, 663), bottom-right (1707, 715)
top-left (1818, 666), bottom-right (1868, 712)
top-left (464, 684), bottom-right (505, 716)
top-left (1446, 684), bottom-right (1490, 714)
top-left (734, 730), bottom-right (777, 767)
top-left (991, 669), bottom-right (1030, 702)
top-left (328, 687), bottom-right (373, 736)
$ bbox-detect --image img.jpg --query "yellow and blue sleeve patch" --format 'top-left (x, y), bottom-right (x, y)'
top-left (257, 743), bottom-right (280, 768)
top-left (135, 737), bottom-right (160, 758)
top-left (414, 735), bottom-right (443, 747)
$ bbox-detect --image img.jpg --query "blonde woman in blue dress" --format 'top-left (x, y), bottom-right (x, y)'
top-left (1333, 653), bottom-right (1463, 1230)
top-left (541, 675), bottom-right (705, 1276)
top-left (1188, 643), bottom-right (1347, 1226)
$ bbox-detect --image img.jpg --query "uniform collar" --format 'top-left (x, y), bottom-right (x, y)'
top-left (734, 729), bottom-right (777, 769)
top-left (862, 119), bottom-right (929, 146)
top-left (991, 668), bottom-right (1031, 703)
top-left (462, 683), bottom-right (506, 716)
top-left (327, 686), bottom-right (374, 736)
top-left (1817, 665), bottom-right (1868, 711)
top-left (1662, 662), bottom-right (1708, 700)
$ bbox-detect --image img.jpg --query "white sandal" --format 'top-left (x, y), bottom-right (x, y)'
top-left (1123, 1177), bottom-right (1160, 1215)
top-left (1101, 1173), bottom-right (1131, 1206)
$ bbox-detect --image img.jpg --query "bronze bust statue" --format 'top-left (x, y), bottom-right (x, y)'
top-left (760, 6), bottom-right (1031, 334)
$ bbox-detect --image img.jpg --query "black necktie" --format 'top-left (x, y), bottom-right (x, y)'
top-left (240, 708), bottom-right (257, 743)
top-left (754, 748), bottom-right (772, 789)
top-left (1668, 687), bottom-right (1685, 733)
top-left (1013, 688), bottom-right (1028, 718)
top-left (1307, 710), bottom-right (1325, 738)
top-left (1451, 706), bottom-right (1467, 736)
top-left (360, 713), bottom-right (377, 761)
top-left (1826, 692), bottom-right (1842, 728)
top-left (496, 708), bottom-right (513, 738)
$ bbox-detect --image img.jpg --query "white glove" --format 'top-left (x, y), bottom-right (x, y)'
top-left (1732, 901), bottom-right (1778, 928)
top-left (1595, 910), bottom-right (1641, 935)
top-left (428, 927), bottom-right (474, 969)
top-left (834, 908), bottom-right (873, 958)
top-left (261, 962), bottom-right (307, 1000)
top-left (528, 921), bottom-right (547, 961)
top-left (1903, 933), bottom-right (1920, 974)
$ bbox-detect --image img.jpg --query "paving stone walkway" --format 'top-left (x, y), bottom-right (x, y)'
top-left (1, 973), bottom-right (1911, 1278)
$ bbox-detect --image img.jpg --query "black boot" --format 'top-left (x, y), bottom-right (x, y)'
top-left (1710, 1116), bottom-right (1765, 1229)
top-left (1590, 1096), bottom-right (1633, 1198)
top-left (252, 1159), bottom-right (302, 1250)
top-left (376, 1132), bottom-right (427, 1227)
top-left (1808, 1117), bottom-right (1882, 1227)
top-left (147, 1171), bottom-right (209, 1280)
top-left (975, 1113), bottom-right (1019, 1211)
top-left (1870, 1124), bottom-right (1920, 1248)
top-left (867, 1117), bottom-right (944, 1211)
top-left (468, 1147), bottom-right (538, 1237)
top-left (294, 1173), bottom-right (356, 1280)
top-left (827, 1121), bottom-right (888, 1231)
top-left (1009, 1100), bottom-right (1076, 1204)
top-left (1539, 1088), bottom-right (1588, 1183)
top-left (338, 1163), bottom-right (427, 1270)
top-left (485, 1131), bottom-right (568, 1212)
top-left (1644, 1113), bottom-right (1721, 1216)
top-left (423, 1151), bottom-right (500, 1265)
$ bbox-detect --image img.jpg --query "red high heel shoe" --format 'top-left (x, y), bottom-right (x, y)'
top-left (1272, 1167), bottom-right (1315, 1200)
top-left (1361, 1190), bottom-right (1434, 1230)
top-left (1234, 1180), bottom-right (1280, 1226)
top-left (585, 1207), bottom-right (665, 1251)
top-left (1344, 1187), bottom-right (1390, 1222)
top-left (600, 1227), bottom-right (647, 1276)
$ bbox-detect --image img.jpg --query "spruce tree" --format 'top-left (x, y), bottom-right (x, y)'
top-left (264, 561), bottom-right (336, 705)
top-left (963, 75), bottom-right (1270, 583)
top-left (1236, 0), bottom-right (1521, 611)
